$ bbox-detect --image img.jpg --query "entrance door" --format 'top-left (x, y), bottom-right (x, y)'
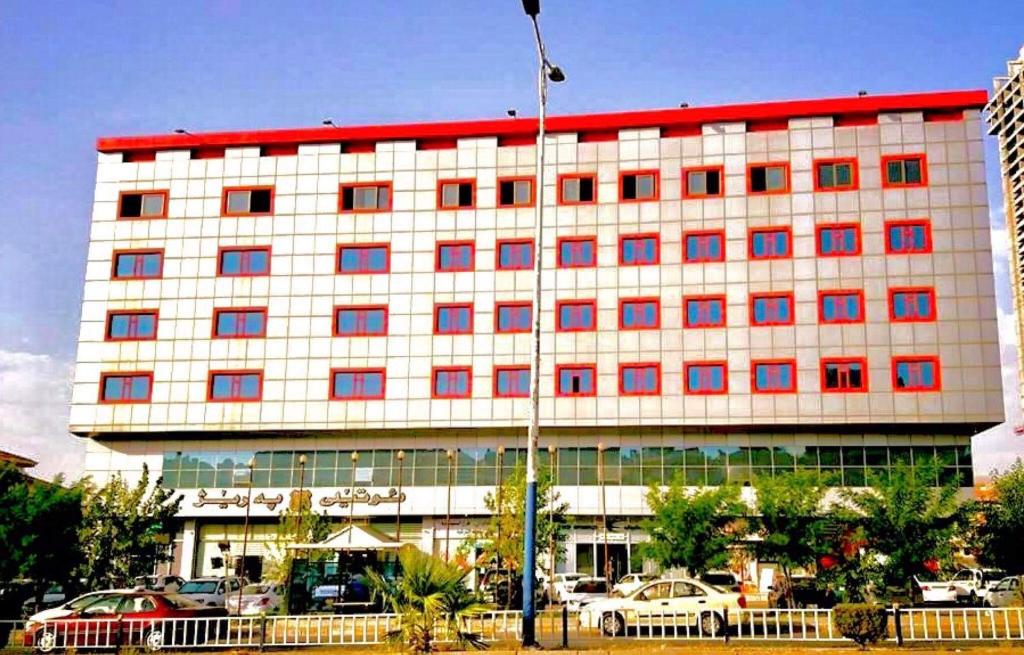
top-left (596, 543), bottom-right (628, 583)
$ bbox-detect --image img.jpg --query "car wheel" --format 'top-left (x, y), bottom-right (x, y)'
top-left (700, 612), bottom-right (723, 637)
top-left (143, 627), bottom-right (164, 652)
top-left (34, 628), bottom-right (58, 654)
top-left (601, 612), bottom-right (625, 637)
top-left (969, 591), bottom-right (978, 606)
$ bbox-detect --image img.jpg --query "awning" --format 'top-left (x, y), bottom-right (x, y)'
top-left (287, 524), bottom-right (403, 551)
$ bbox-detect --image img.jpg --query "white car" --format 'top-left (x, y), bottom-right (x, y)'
top-left (949, 568), bottom-right (1008, 605)
top-left (562, 578), bottom-right (609, 611)
top-left (984, 576), bottom-right (1023, 608)
top-left (24, 590), bottom-right (125, 623)
top-left (613, 573), bottom-right (658, 597)
top-left (913, 575), bottom-right (958, 605)
top-left (548, 573), bottom-right (586, 603)
top-left (177, 576), bottom-right (245, 607)
top-left (225, 582), bottom-right (285, 615)
top-left (579, 578), bottom-right (745, 636)
top-left (133, 575), bottom-right (185, 593)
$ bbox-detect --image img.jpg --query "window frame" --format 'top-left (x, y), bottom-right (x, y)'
top-left (880, 154), bottom-right (928, 188)
top-left (338, 182), bottom-right (393, 214)
top-left (117, 190), bottom-right (169, 220)
top-left (496, 176), bottom-right (536, 208)
top-left (891, 355), bottom-right (942, 392)
top-left (336, 243), bottom-right (391, 274)
top-left (211, 307), bottom-right (268, 339)
top-left (104, 309), bottom-right (159, 342)
top-left (820, 357), bottom-right (869, 393)
top-left (815, 222), bottom-right (863, 257)
top-left (556, 235), bottom-right (597, 269)
top-left (434, 240), bottom-right (476, 272)
top-left (683, 229), bottom-right (726, 264)
top-left (333, 304), bottom-right (389, 337)
top-left (431, 366), bottom-right (473, 399)
top-left (751, 358), bottom-right (798, 394)
top-left (495, 238), bottom-right (535, 271)
top-left (884, 219), bottom-right (933, 254)
top-left (433, 302), bottom-right (474, 335)
top-left (813, 157), bottom-right (860, 192)
top-left (748, 226), bottom-right (793, 260)
top-left (221, 186), bottom-right (275, 217)
top-left (557, 173), bottom-right (598, 205)
top-left (746, 162), bottom-right (791, 195)
top-left (888, 287), bottom-right (937, 323)
top-left (206, 369), bottom-right (264, 403)
top-left (683, 294), bottom-right (727, 329)
top-left (618, 169), bottom-right (661, 203)
top-left (217, 245), bottom-right (271, 277)
top-left (618, 297), bottom-right (661, 330)
top-left (494, 301), bottom-right (533, 334)
top-left (618, 362), bottom-right (662, 396)
top-left (493, 365), bottom-right (531, 398)
top-left (818, 289), bottom-right (866, 325)
top-left (618, 232), bottom-right (661, 266)
top-left (681, 165), bottom-right (725, 199)
top-left (554, 363), bottom-right (597, 397)
top-left (436, 178), bottom-right (477, 210)
top-left (111, 248), bottom-right (164, 280)
top-left (748, 291), bottom-right (795, 327)
top-left (684, 361), bottom-right (729, 395)
top-left (98, 371), bottom-right (154, 404)
top-left (555, 299), bottom-right (598, 333)
top-left (329, 367), bottom-right (387, 400)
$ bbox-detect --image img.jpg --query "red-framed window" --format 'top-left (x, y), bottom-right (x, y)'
top-left (337, 243), bottom-right (390, 274)
top-left (339, 182), bottom-right (392, 213)
top-left (494, 365), bottom-right (530, 398)
top-left (682, 166), bottom-right (724, 198)
top-left (495, 301), bottom-right (532, 333)
top-left (749, 292), bottom-right (794, 326)
top-left (684, 361), bottom-right (728, 394)
top-left (218, 246), bottom-right (270, 277)
top-left (212, 308), bottom-right (267, 338)
top-left (207, 370), bottom-right (263, 402)
top-left (818, 290), bottom-right (865, 324)
top-left (556, 299), bottom-right (597, 332)
top-left (334, 305), bottom-right (388, 336)
top-left (683, 230), bottom-right (725, 263)
top-left (892, 356), bottom-right (941, 392)
top-left (881, 154), bottom-right (928, 188)
top-left (751, 359), bottom-right (797, 394)
top-left (820, 357), bottom-right (868, 392)
top-left (555, 364), bottom-right (597, 397)
top-left (437, 178), bottom-right (476, 209)
top-left (330, 368), bottom-right (386, 400)
top-left (889, 287), bottom-right (936, 322)
top-left (619, 233), bottom-right (660, 265)
top-left (619, 170), bottom-right (660, 202)
top-left (619, 362), bottom-right (661, 396)
top-left (98, 372), bottom-right (153, 404)
top-left (435, 240), bottom-right (475, 272)
top-left (432, 366), bottom-right (472, 398)
top-left (557, 236), bottom-right (597, 268)
top-left (222, 186), bottom-right (274, 216)
top-left (111, 249), bottom-right (163, 280)
top-left (619, 297), bottom-right (660, 330)
top-left (434, 303), bottom-right (474, 335)
top-left (683, 295), bottom-right (726, 328)
top-left (496, 238), bottom-right (534, 270)
top-left (816, 223), bottom-right (862, 256)
top-left (749, 227), bottom-right (792, 259)
top-left (813, 158), bottom-right (859, 191)
top-left (747, 162), bottom-right (790, 195)
top-left (117, 190), bottom-right (168, 219)
top-left (497, 176), bottom-right (535, 208)
top-left (884, 219), bottom-right (933, 254)
top-left (105, 310), bottom-right (158, 341)
top-left (558, 173), bottom-right (597, 205)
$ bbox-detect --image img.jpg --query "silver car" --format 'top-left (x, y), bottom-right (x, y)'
top-left (984, 576), bottom-right (1022, 608)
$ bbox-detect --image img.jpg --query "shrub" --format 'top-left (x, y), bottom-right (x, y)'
top-left (832, 603), bottom-right (889, 649)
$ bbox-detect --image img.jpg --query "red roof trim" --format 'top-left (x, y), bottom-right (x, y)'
top-left (97, 90), bottom-right (987, 153)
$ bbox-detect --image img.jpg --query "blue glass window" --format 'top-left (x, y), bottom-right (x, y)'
top-left (557, 301), bottom-right (596, 331)
top-left (209, 372), bottom-right (262, 401)
top-left (335, 307), bottom-right (388, 336)
top-left (107, 312), bottom-right (157, 340)
top-left (817, 225), bottom-right (860, 255)
top-left (620, 299), bottom-right (659, 329)
top-left (820, 291), bottom-right (864, 323)
top-left (331, 369), bottom-right (385, 399)
top-left (496, 303), bottom-right (531, 333)
top-left (890, 289), bottom-right (935, 322)
top-left (101, 374), bottom-right (151, 402)
top-left (886, 221), bottom-right (931, 253)
top-left (751, 294), bottom-right (792, 326)
top-left (219, 247), bottom-right (269, 276)
top-left (686, 364), bottom-right (727, 393)
top-left (338, 245), bottom-right (388, 273)
top-left (436, 242), bottom-right (474, 271)
top-left (435, 304), bottom-right (473, 334)
top-left (495, 367), bottom-right (530, 397)
top-left (558, 366), bottom-right (595, 396)
top-left (434, 368), bottom-right (471, 397)
top-left (684, 232), bottom-right (724, 263)
top-left (113, 251), bottom-right (162, 279)
top-left (750, 228), bottom-right (791, 259)
top-left (620, 364), bottom-right (660, 395)
top-left (684, 297), bottom-right (725, 328)
top-left (893, 358), bottom-right (939, 391)
top-left (214, 310), bottom-right (266, 337)
top-left (497, 240), bottom-right (533, 270)
top-left (558, 237), bottom-right (596, 268)
top-left (753, 362), bottom-right (795, 392)
top-left (620, 235), bottom-right (659, 265)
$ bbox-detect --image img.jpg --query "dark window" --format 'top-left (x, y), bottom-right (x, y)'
top-left (340, 183), bottom-right (391, 212)
top-left (498, 178), bottom-right (533, 207)
top-left (560, 175), bottom-right (596, 204)
top-left (822, 359), bottom-right (867, 392)
top-left (438, 180), bottom-right (475, 208)
top-left (119, 191), bottom-right (167, 218)
top-left (748, 164), bottom-right (788, 193)
top-left (815, 160), bottom-right (857, 190)
top-left (620, 172), bottom-right (658, 201)
top-left (684, 168), bottom-right (722, 197)
top-left (883, 156), bottom-right (926, 186)
top-left (224, 188), bottom-right (273, 215)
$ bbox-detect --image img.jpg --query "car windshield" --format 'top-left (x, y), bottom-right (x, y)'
top-left (163, 593), bottom-right (203, 609)
top-left (242, 584), bottom-right (270, 595)
top-left (68, 593), bottom-right (111, 610)
top-left (179, 581), bottom-right (218, 594)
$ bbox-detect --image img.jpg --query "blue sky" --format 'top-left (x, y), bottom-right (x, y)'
top-left (0, 1), bottom-right (1022, 477)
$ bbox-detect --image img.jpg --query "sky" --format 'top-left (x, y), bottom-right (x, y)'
top-left (0, 1), bottom-right (1022, 479)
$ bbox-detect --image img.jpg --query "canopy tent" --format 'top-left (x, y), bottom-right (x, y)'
top-left (287, 524), bottom-right (403, 551)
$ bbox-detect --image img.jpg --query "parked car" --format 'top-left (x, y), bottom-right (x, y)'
top-left (948, 568), bottom-right (1008, 605)
top-left (767, 576), bottom-right (836, 609)
top-left (699, 571), bottom-right (742, 593)
top-left (912, 575), bottom-right (958, 605)
top-left (480, 569), bottom-right (544, 608)
top-left (177, 576), bottom-right (246, 608)
top-left (225, 582), bottom-right (284, 615)
top-left (613, 573), bottom-right (658, 597)
top-left (579, 578), bottom-right (745, 636)
top-left (134, 575), bottom-right (185, 593)
top-left (562, 578), bottom-right (609, 611)
top-left (547, 572), bottom-right (586, 603)
top-left (20, 585), bottom-right (67, 618)
top-left (984, 576), bottom-right (1023, 608)
top-left (25, 590), bottom-right (127, 624)
top-left (311, 573), bottom-right (375, 613)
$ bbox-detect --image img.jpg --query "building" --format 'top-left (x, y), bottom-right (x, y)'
top-left (73, 90), bottom-right (1002, 580)
top-left (987, 46), bottom-right (1024, 406)
top-left (0, 449), bottom-right (39, 470)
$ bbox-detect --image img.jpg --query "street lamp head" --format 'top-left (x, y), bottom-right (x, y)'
top-left (298, 454), bottom-right (308, 466)
top-left (521, 0), bottom-right (540, 17)
top-left (597, 441), bottom-right (605, 452)
top-left (447, 448), bottom-right (455, 460)
top-left (547, 445), bottom-right (556, 454)
top-left (546, 65), bottom-right (566, 83)
top-left (396, 449), bottom-right (405, 461)
top-left (351, 451), bottom-right (359, 462)
top-left (247, 458), bottom-right (255, 469)
top-left (497, 445), bottom-right (505, 455)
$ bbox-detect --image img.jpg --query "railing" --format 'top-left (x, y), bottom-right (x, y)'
top-left (896, 606), bottom-right (1024, 641)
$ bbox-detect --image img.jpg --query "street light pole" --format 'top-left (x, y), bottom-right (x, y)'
top-left (237, 458), bottom-right (254, 612)
top-left (445, 448), bottom-right (455, 560)
top-left (295, 454), bottom-right (308, 539)
top-left (395, 450), bottom-right (405, 541)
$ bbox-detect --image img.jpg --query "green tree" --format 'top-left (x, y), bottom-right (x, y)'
top-left (261, 497), bottom-right (334, 585)
top-left (974, 459), bottom-right (1024, 572)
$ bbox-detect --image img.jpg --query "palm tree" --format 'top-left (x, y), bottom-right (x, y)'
top-left (367, 547), bottom-right (488, 653)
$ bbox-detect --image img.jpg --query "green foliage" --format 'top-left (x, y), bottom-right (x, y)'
top-left (367, 547), bottom-right (487, 653)
top-left (832, 603), bottom-right (889, 649)
top-left (261, 496), bottom-right (334, 585)
top-left (975, 459), bottom-right (1024, 572)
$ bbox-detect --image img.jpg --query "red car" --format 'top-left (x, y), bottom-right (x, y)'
top-left (25, 591), bottom-right (226, 652)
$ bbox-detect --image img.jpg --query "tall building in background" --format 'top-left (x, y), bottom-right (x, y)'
top-left (987, 46), bottom-right (1024, 406)
top-left (74, 90), bottom-right (1002, 579)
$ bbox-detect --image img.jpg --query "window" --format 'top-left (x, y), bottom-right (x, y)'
top-left (334, 305), bottom-right (388, 336)
top-left (434, 303), bottom-right (473, 335)
top-left (619, 233), bottom-right (659, 265)
top-left (818, 290), bottom-right (865, 324)
top-left (816, 224), bottom-right (862, 256)
top-left (814, 158), bottom-right (859, 191)
top-left (619, 363), bottom-right (661, 396)
top-left (684, 295), bottom-right (726, 328)
top-left (557, 236), bottom-right (597, 268)
top-left (99, 372), bottom-right (152, 403)
top-left (339, 183), bottom-right (391, 213)
top-left (337, 243), bottom-right (389, 274)
top-left (208, 371), bottom-right (263, 401)
top-left (821, 358), bottom-right (868, 392)
top-left (684, 362), bottom-right (728, 394)
top-left (885, 219), bottom-right (932, 254)
top-left (212, 308), bottom-right (267, 338)
top-left (683, 230), bottom-right (725, 263)
top-left (330, 368), bottom-right (386, 400)
top-left (105, 310), bottom-right (158, 341)
top-left (556, 299), bottom-right (597, 332)
top-left (619, 170), bottom-right (659, 201)
top-left (437, 179), bottom-right (475, 209)
top-left (889, 287), bottom-right (936, 322)
top-left (495, 301), bottom-right (532, 333)
top-left (118, 191), bottom-right (168, 219)
top-left (435, 241), bottom-right (475, 272)
top-left (558, 173), bottom-right (597, 205)
top-left (892, 356), bottom-right (941, 391)
top-left (881, 154), bottom-right (927, 188)
top-left (494, 366), bottom-right (530, 398)
top-left (222, 186), bottom-right (273, 216)
top-left (112, 249), bottom-right (163, 279)
top-left (619, 298), bottom-right (660, 329)
top-left (218, 246), bottom-right (270, 277)
top-left (682, 166), bottom-right (724, 198)
top-left (749, 227), bottom-right (791, 259)
top-left (752, 360), bottom-right (797, 393)
top-left (432, 366), bottom-right (472, 398)
top-left (747, 163), bottom-right (790, 194)
top-left (749, 292), bottom-right (794, 326)
top-left (496, 239), bottom-right (534, 270)
top-left (497, 177), bottom-right (534, 207)
top-left (556, 364), bottom-right (596, 397)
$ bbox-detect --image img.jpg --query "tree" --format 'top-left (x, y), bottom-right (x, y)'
top-left (261, 495), bottom-right (334, 585)
top-left (974, 459), bottom-right (1024, 572)
top-left (639, 479), bottom-right (744, 575)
